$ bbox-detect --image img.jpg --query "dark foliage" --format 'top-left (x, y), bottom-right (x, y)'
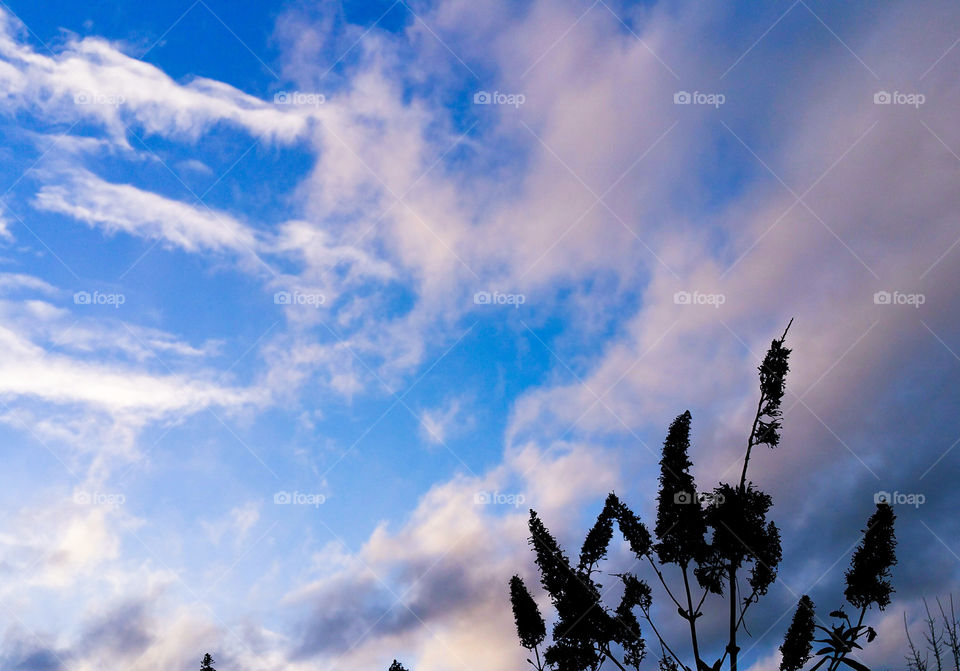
top-left (654, 411), bottom-right (707, 567)
top-left (844, 503), bottom-right (898, 611)
top-left (579, 498), bottom-right (616, 572)
top-left (510, 575), bottom-right (547, 651)
top-left (526, 501), bottom-right (653, 671)
top-left (779, 595), bottom-right (816, 671)
top-left (508, 324), bottom-right (895, 671)
top-left (695, 484), bottom-right (781, 597)
top-left (613, 495), bottom-right (652, 559)
top-left (754, 328), bottom-right (791, 449)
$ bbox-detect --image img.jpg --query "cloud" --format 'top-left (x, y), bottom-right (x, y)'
top-left (0, 11), bottom-right (308, 146)
top-left (201, 502), bottom-right (262, 547)
top-left (0, 272), bottom-right (58, 294)
top-left (0, 324), bottom-right (260, 417)
top-left (0, 631), bottom-right (65, 671)
top-left (0, 0), bottom-right (955, 668)
top-left (273, 0), bottom-right (960, 666)
top-left (418, 397), bottom-right (465, 445)
top-left (0, 280), bottom-right (265, 466)
top-left (284, 439), bottom-right (619, 669)
top-left (0, 496), bottom-right (128, 589)
top-left (33, 168), bottom-right (260, 255)
top-left (77, 599), bottom-right (155, 658)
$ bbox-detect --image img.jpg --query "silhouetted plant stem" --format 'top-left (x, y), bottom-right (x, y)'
top-left (739, 391), bottom-right (766, 491)
top-left (739, 318), bottom-right (792, 491)
top-left (638, 603), bottom-right (688, 671)
top-left (731, 321), bottom-right (791, 670)
top-left (646, 555), bottom-right (684, 613)
top-left (923, 600), bottom-right (946, 671)
top-left (601, 644), bottom-right (629, 671)
top-left (904, 596), bottom-right (960, 671)
top-left (681, 564), bottom-right (704, 669)
top-left (906, 612), bottom-right (929, 671)
top-left (735, 587), bottom-right (760, 633)
top-left (728, 564), bottom-right (739, 671)
top-left (937, 595), bottom-right (960, 670)
top-left (717, 585), bottom-right (763, 671)
top-left (824, 605), bottom-right (867, 671)
top-left (695, 587), bottom-right (709, 616)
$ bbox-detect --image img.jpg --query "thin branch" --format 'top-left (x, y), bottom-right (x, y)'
top-left (734, 585), bottom-right (760, 635)
top-left (601, 645), bottom-right (629, 671)
top-left (682, 564), bottom-right (704, 669)
top-left (646, 555), bottom-right (685, 613)
top-left (694, 586), bottom-right (710, 615)
top-left (906, 611), bottom-right (929, 671)
top-left (739, 391), bottom-right (766, 490)
top-left (738, 318), bottom-right (792, 490)
top-left (639, 604), bottom-right (689, 671)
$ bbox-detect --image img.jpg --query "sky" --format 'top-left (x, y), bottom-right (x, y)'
top-left (0, 0), bottom-right (957, 669)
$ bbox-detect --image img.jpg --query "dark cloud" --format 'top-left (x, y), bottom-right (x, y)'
top-left (294, 558), bottom-right (483, 659)
top-left (0, 630), bottom-right (66, 671)
top-left (77, 599), bottom-right (154, 658)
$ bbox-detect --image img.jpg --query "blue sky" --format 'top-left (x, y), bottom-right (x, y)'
top-left (0, 1), bottom-right (958, 669)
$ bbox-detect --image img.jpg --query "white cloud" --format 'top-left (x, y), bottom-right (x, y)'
top-left (0, 0), bottom-right (954, 667)
top-left (34, 168), bottom-right (260, 255)
top-left (0, 324), bottom-right (260, 416)
top-left (0, 12), bottom-right (309, 146)
top-left (202, 502), bottom-right (262, 547)
top-left (419, 397), bottom-right (465, 445)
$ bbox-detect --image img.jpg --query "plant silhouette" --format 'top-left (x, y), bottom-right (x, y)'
top-left (904, 596), bottom-right (960, 670)
top-left (508, 323), bottom-right (897, 671)
top-left (200, 653), bottom-right (216, 671)
top-left (779, 595), bottom-right (816, 671)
